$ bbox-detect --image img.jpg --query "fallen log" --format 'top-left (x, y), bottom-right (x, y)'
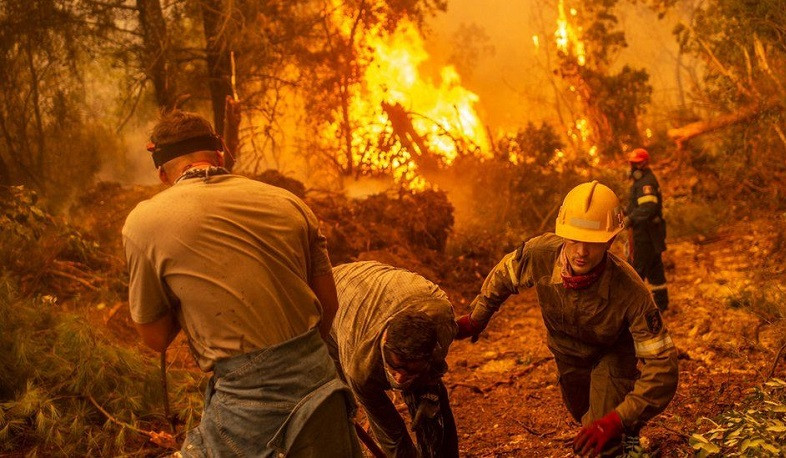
top-left (667, 99), bottom-right (782, 147)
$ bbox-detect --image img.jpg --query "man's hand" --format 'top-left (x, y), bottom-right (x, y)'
top-left (454, 315), bottom-right (485, 343)
top-left (573, 410), bottom-right (624, 457)
top-left (134, 311), bottom-right (180, 353)
top-left (310, 273), bottom-right (340, 340)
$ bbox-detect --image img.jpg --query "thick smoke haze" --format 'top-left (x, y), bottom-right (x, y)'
top-left (424, 0), bottom-right (698, 132)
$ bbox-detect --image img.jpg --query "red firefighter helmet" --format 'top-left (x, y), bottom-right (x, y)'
top-left (627, 148), bottom-right (650, 163)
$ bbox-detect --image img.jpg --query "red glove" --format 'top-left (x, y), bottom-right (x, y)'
top-left (573, 410), bottom-right (624, 457)
top-left (455, 314), bottom-right (484, 342)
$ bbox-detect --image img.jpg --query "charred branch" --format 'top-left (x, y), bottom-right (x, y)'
top-left (667, 98), bottom-right (783, 147)
top-left (381, 101), bottom-right (440, 175)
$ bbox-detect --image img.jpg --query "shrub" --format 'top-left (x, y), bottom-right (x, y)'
top-left (0, 275), bottom-right (202, 455)
top-left (308, 189), bottom-right (454, 264)
top-left (689, 378), bottom-right (786, 457)
top-left (0, 186), bottom-right (117, 299)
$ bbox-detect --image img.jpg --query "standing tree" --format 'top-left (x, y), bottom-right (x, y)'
top-left (0, 0), bottom-right (119, 195)
top-left (550, 0), bottom-right (652, 157)
top-left (667, 0), bottom-right (786, 206)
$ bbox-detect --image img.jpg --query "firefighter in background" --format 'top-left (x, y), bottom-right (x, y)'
top-left (625, 148), bottom-right (669, 311)
top-left (455, 181), bottom-right (678, 457)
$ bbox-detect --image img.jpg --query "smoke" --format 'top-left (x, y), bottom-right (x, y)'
top-left (95, 123), bottom-right (160, 186)
top-left (343, 176), bottom-right (396, 199)
top-left (424, 0), bottom-right (694, 131)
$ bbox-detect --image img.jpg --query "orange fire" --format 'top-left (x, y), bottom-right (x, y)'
top-left (324, 5), bottom-right (490, 189)
top-left (551, 0), bottom-right (600, 163)
top-left (555, 0), bottom-right (586, 66)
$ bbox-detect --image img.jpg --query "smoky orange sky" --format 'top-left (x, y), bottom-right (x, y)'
top-left (424, 0), bottom-right (701, 134)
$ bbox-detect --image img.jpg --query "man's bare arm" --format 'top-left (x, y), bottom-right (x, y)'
top-left (135, 311), bottom-right (181, 353)
top-left (311, 273), bottom-right (339, 339)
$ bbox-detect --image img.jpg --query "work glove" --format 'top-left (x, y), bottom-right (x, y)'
top-left (573, 410), bottom-right (624, 457)
top-left (454, 314), bottom-right (484, 342)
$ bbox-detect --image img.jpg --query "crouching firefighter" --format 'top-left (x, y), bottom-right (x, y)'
top-left (455, 181), bottom-right (679, 456)
top-left (625, 148), bottom-right (669, 311)
top-left (123, 110), bottom-right (361, 457)
top-left (327, 261), bottom-right (459, 458)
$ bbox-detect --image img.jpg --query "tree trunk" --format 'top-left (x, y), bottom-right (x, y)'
top-left (24, 39), bottom-right (46, 191)
top-left (668, 99), bottom-right (783, 146)
top-left (201, 0), bottom-right (233, 132)
top-left (136, 0), bottom-right (176, 109)
top-left (0, 154), bottom-right (10, 186)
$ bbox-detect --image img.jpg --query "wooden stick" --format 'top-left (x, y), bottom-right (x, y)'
top-left (449, 382), bottom-right (483, 394)
top-left (354, 422), bottom-right (386, 458)
top-left (161, 351), bottom-right (175, 433)
top-left (768, 340), bottom-right (786, 380)
top-left (88, 395), bottom-right (177, 449)
top-left (48, 270), bottom-right (99, 291)
top-left (88, 395), bottom-right (150, 436)
top-left (230, 51), bottom-right (239, 102)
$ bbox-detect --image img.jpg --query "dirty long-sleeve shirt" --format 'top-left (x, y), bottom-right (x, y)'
top-left (329, 261), bottom-right (457, 458)
top-left (469, 233), bottom-right (678, 429)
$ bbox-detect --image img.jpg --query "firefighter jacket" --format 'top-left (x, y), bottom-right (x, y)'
top-left (468, 234), bottom-right (678, 430)
top-left (628, 168), bottom-right (667, 252)
top-left (329, 261), bottom-right (457, 458)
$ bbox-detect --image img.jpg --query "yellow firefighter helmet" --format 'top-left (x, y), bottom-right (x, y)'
top-left (555, 181), bottom-right (624, 243)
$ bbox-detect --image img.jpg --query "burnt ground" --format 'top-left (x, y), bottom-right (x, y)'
top-left (84, 197), bottom-right (784, 457)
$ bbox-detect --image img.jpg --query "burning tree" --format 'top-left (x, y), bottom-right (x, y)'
top-left (303, 1), bottom-right (490, 189)
top-left (538, 0), bottom-right (653, 159)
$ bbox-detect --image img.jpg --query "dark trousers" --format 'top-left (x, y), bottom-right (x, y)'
top-left (556, 350), bottom-right (640, 456)
top-left (403, 381), bottom-right (459, 458)
top-left (633, 238), bottom-right (669, 310)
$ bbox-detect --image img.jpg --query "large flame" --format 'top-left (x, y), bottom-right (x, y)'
top-left (324, 5), bottom-right (490, 189)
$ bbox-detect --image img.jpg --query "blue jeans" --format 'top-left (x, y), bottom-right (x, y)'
top-left (181, 329), bottom-right (361, 457)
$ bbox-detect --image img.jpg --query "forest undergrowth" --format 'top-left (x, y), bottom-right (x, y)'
top-left (1, 170), bottom-right (785, 456)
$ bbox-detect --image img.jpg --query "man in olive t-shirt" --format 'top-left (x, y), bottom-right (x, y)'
top-left (123, 109), bottom-right (360, 457)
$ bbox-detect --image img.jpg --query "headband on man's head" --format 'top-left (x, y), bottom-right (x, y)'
top-left (147, 135), bottom-right (224, 168)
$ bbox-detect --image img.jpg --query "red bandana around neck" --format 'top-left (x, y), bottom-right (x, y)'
top-left (560, 249), bottom-right (607, 290)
